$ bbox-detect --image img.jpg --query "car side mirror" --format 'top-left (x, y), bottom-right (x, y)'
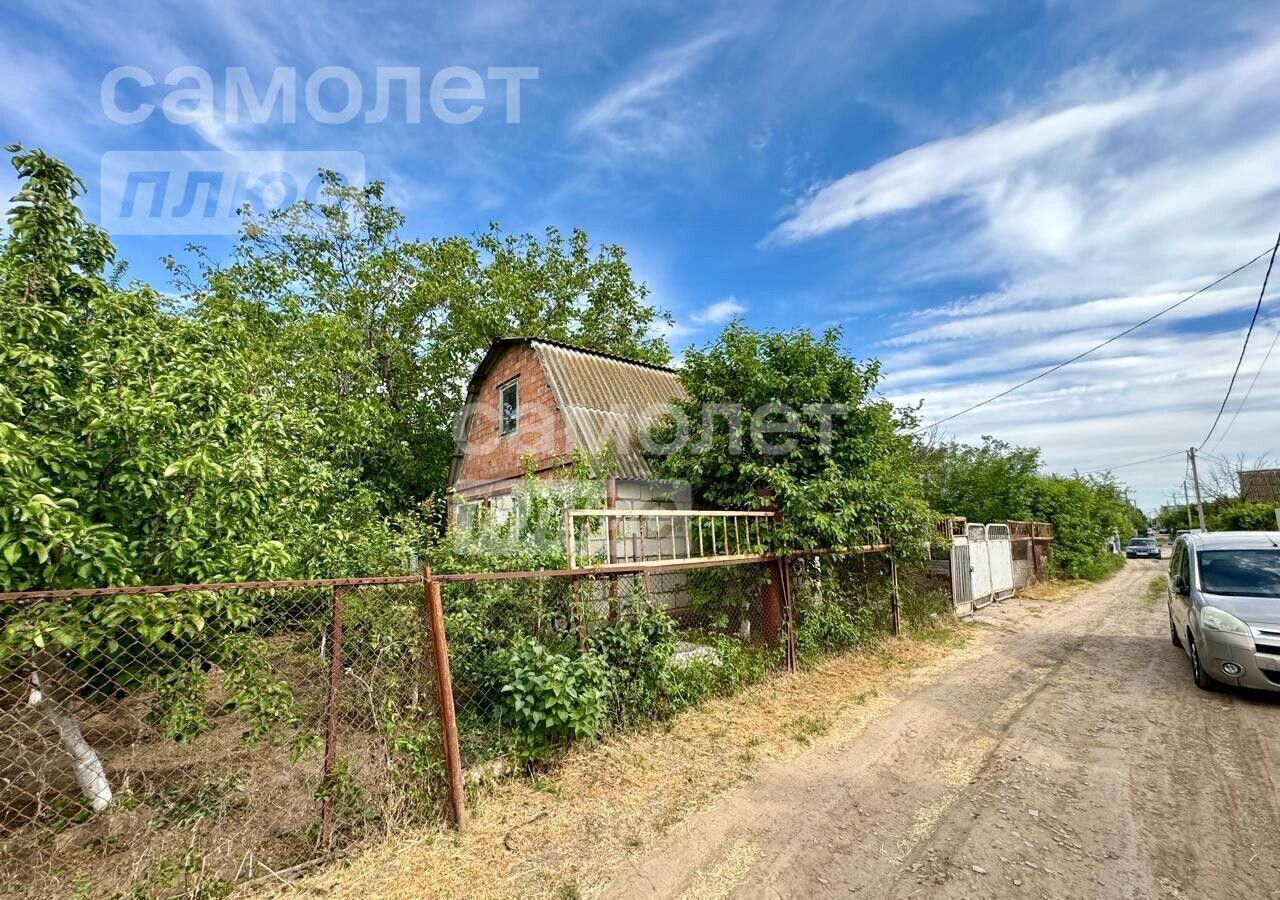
top-left (1173, 574), bottom-right (1189, 595)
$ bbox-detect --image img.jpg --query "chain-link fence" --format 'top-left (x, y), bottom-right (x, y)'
top-left (434, 559), bottom-right (788, 774)
top-left (1, 550), bottom-right (952, 898)
top-left (0, 577), bottom-right (436, 899)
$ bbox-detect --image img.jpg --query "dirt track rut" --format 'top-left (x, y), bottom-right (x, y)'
top-left (603, 561), bottom-right (1280, 900)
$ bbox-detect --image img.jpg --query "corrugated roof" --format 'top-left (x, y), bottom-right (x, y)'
top-left (532, 339), bottom-right (685, 479)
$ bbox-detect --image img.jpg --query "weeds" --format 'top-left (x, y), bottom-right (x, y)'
top-left (787, 714), bottom-right (831, 745)
top-left (144, 775), bottom-right (247, 830)
top-left (1142, 575), bottom-right (1167, 611)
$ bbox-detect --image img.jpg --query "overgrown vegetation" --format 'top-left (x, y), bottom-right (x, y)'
top-left (0, 145), bottom-right (670, 824)
top-left (647, 324), bottom-right (935, 554)
top-left (920, 436), bottom-right (1140, 579)
top-left (0, 146), bottom-right (1132, 897)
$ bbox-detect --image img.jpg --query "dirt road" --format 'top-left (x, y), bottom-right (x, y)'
top-left (604, 561), bottom-right (1280, 900)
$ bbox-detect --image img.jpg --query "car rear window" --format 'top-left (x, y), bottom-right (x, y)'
top-left (1197, 549), bottom-right (1280, 598)
top-left (1130, 539), bottom-right (1155, 546)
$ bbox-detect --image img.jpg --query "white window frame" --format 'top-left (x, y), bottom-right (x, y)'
top-left (499, 378), bottom-right (519, 436)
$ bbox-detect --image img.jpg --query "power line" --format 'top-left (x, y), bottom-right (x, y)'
top-left (1207, 314), bottom-right (1280, 456)
top-left (1079, 448), bottom-right (1186, 475)
top-left (1198, 230), bottom-right (1280, 449)
top-left (916, 245), bottom-right (1277, 433)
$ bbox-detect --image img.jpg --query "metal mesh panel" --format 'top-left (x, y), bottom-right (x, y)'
top-left (438, 560), bottom-right (786, 772)
top-left (0, 549), bottom-right (935, 897)
top-left (0, 579), bottom-right (433, 899)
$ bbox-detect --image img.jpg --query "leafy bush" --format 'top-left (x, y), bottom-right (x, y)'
top-left (496, 640), bottom-right (610, 764)
top-left (1210, 501), bottom-right (1277, 532)
top-left (897, 576), bottom-right (954, 630)
top-left (589, 606), bottom-right (680, 727)
top-left (920, 437), bottom-right (1138, 580)
top-left (668, 638), bottom-right (779, 708)
top-left (795, 599), bottom-right (874, 661)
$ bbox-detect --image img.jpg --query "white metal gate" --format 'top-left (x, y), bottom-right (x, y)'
top-left (954, 523), bottom-right (1015, 611)
top-left (985, 524), bottom-right (1014, 601)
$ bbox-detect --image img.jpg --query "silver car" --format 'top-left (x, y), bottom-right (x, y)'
top-left (1168, 531), bottom-right (1280, 692)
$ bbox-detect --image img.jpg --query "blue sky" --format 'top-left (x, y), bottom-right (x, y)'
top-left (3, 0), bottom-right (1280, 511)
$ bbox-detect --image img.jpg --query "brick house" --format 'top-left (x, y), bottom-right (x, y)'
top-left (447, 337), bottom-right (691, 522)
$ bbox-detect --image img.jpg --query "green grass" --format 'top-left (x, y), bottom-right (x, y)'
top-left (909, 625), bottom-right (961, 646)
top-left (787, 714), bottom-right (831, 745)
top-left (1142, 575), bottom-right (1167, 611)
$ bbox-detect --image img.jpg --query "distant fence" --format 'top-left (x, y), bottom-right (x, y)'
top-left (0, 543), bottom-right (951, 898)
top-left (1007, 520), bottom-right (1054, 589)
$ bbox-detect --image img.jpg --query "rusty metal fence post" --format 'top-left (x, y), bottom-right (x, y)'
top-left (425, 575), bottom-right (467, 829)
top-left (779, 555), bottom-right (797, 672)
top-left (319, 584), bottom-right (345, 850)
top-left (889, 550), bottom-right (901, 636)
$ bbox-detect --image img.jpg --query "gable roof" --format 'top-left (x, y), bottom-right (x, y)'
top-left (450, 337), bottom-right (686, 486)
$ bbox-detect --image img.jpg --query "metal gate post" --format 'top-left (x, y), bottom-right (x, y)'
top-left (425, 576), bottom-right (467, 829)
top-left (320, 584), bottom-right (345, 849)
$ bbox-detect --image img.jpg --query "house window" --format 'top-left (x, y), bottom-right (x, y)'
top-left (499, 379), bottom-right (519, 435)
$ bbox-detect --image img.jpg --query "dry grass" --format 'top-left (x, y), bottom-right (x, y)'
top-left (261, 625), bottom-right (980, 900)
top-left (1017, 578), bottom-right (1094, 603)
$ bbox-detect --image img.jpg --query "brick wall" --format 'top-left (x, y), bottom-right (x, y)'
top-left (453, 343), bottom-right (572, 501)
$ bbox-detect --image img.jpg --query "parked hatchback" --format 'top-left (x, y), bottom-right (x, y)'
top-left (1127, 538), bottom-right (1161, 559)
top-left (1167, 531), bottom-right (1280, 692)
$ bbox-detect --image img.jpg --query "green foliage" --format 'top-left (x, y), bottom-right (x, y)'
top-left (144, 775), bottom-right (247, 830)
top-left (1210, 500), bottom-right (1277, 532)
top-left (496, 639), bottom-right (610, 764)
top-left (667, 638), bottom-right (778, 708)
top-left (220, 637), bottom-right (305, 744)
top-left (897, 576), bottom-right (954, 631)
top-left (148, 664), bottom-right (210, 744)
top-left (589, 604), bottom-right (679, 727)
top-left (125, 848), bottom-right (233, 900)
top-left (1156, 503), bottom-right (1193, 533)
top-left (1029, 475), bottom-right (1133, 579)
top-left (648, 324), bottom-right (934, 553)
top-left (432, 451), bottom-right (610, 573)
top-left (791, 558), bottom-right (887, 661)
top-left (795, 599), bottom-right (874, 660)
top-left (787, 714), bottom-right (831, 745)
top-left (920, 436), bottom-right (1041, 523)
top-left (920, 437), bottom-right (1137, 580)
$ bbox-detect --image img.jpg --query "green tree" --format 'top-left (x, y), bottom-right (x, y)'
top-left (1027, 474), bottom-right (1132, 579)
top-left (920, 436), bottom-right (1041, 523)
top-left (919, 437), bottom-right (1136, 578)
top-left (647, 324), bottom-right (934, 552)
top-left (178, 173), bottom-right (671, 507)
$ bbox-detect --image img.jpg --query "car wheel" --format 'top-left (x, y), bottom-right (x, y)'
top-left (1169, 610), bottom-right (1182, 648)
top-left (1189, 635), bottom-right (1216, 691)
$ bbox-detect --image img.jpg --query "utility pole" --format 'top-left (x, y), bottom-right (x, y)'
top-left (1188, 448), bottom-right (1207, 531)
top-left (1183, 482), bottom-right (1193, 529)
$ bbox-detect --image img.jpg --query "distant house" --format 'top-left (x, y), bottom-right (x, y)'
top-left (1239, 468), bottom-right (1280, 503)
top-left (447, 337), bottom-right (690, 523)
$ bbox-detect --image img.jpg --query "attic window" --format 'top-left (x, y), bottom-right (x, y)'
top-left (499, 379), bottom-right (519, 435)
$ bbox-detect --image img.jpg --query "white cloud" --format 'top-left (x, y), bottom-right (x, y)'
top-left (769, 39), bottom-right (1280, 247)
top-left (690, 296), bottom-right (747, 324)
top-left (762, 36), bottom-right (1280, 509)
top-left (572, 27), bottom-right (736, 157)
